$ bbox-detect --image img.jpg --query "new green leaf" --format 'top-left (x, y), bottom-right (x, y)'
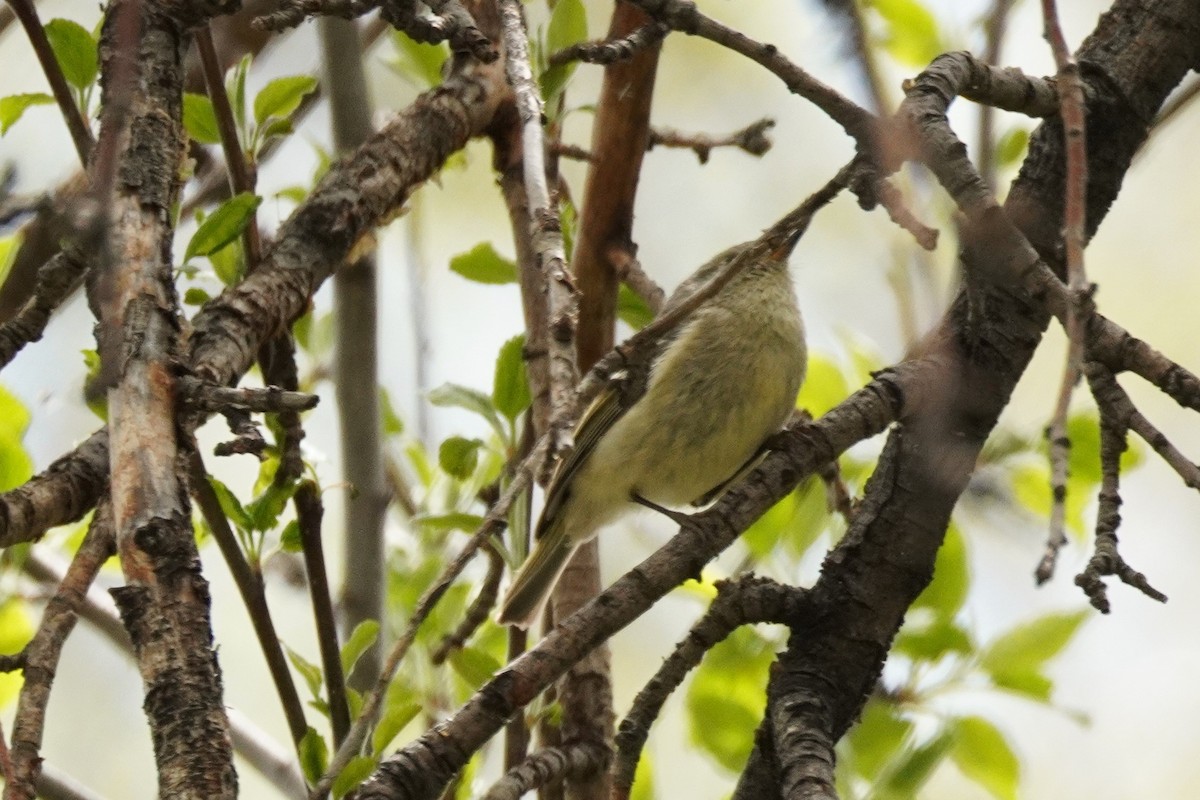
top-left (428, 383), bottom-right (505, 440)
top-left (340, 620), bottom-right (380, 677)
top-left (493, 334), bottom-right (531, 423)
top-left (438, 436), bottom-right (484, 480)
top-left (182, 92), bottom-right (221, 145)
top-left (449, 243), bottom-right (517, 284)
top-left (253, 75), bottom-right (318, 126)
top-left (185, 192), bottom-right (261, 262)
top-left (44, 19), bottom-right (98, 90)
top-left (950, 717), bottom-right (1019, 800)
top-left (0, 93), bottom-right (54, 134)
top-left (617, 283), bottom-right (655, 330)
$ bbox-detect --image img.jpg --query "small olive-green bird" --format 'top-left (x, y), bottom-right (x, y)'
top-left (497, 232), bottom-right (808, 628)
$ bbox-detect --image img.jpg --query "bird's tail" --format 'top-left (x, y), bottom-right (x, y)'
top-left (498, 518), bottom-right (576, 629)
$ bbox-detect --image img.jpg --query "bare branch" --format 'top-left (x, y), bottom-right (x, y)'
top-left (480, 742), bottom-right (611, 800)
top-left (647, 118), bottom-right (775, 164)
top-left (499, 0), bottom-right (579, 463)
top-left (547, 22), bottom-right (667, 66)
top-left (1076, 363), bottom-right (1168, 611)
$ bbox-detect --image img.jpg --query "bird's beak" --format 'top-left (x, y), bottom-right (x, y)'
top-left (768, 225), bottom-right (805, 262)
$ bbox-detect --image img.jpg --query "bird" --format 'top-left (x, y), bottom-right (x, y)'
top-left (497, 231), bottom-right (808, 628)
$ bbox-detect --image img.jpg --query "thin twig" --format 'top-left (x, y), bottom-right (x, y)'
top-left (295, 482), bottom-right (352, 748)
top-left (607, 246), bottom-right (664, 316)
top-left (1038, 0), bottom-right (1092, 585)
top-left (431, 544), bottom-right (505, 664)
top-left (977, 0), bottom-right (1019, 189)
top-left (646, 118), bottom-right (775, 164)
top-left (1076, 363), bottom-right (1168, 611)
top-left (547, 22), bottom-right (667, 66)
top-left (179, 377), bottom-right (319, 413)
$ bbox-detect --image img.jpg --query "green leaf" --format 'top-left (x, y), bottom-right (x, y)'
top-left (428, 383), bottom-right (506, 440)
top-left (298, 726), bottom-right (329, 785)
top-left (279, 520), bottom-right (302, 552)
top-left (686, 627), bottom-right (773, 772)
top-left (949, 716), bottom-right (1019, 800)
top-left (332, 755), bottom-right (377, 799)
top-left (990, 669), bottom-right (1054, 702)
top-left (0, 385), bottom-right (34, 493)
top-left (1064, 412), bottom-right (1103, 484)
top-left (546, 0), bottom-right (588, 54)
top-left (448, 646), bottom-right (502, 691)
top-left (995, 127), bottom-right (1029, 169)
top-left (185, 192), bottom-right (261, 262)
top-left (617, 283), bottom-right (655, 330)
top-left (981, 609), bottom-right (1089, 675)
top-left (340, 620), bottom-right (380, 678)
top-left (438, 436), bottom-right (484, 480)
top-left (373, 682), bottom-right (421, 754)
top-left (0, 235), bottom-right (19, 297)
top-left (981, 610), bottom-right (1088, 702)
top-left (182, 92), bottom-right (221, 145)
top-left (182, 287), bottom-right (211, 306)
top-left (228, 54), bottom-right (251, 137)
top-left (493, 334), bottom-right (531, 424)
top-left (0, 599), bottom-right (33, 707)
top-left (412, 512), bottom-right (485, 537)
top-left (81, 349), bottom-right (107, 420)
top-left (630, 751), bottom-right (656, 800)
top-left (207, 476), bottom-right (254, 532)
top-left (893, 618), bottom-right (973, 662)
top-left (449, 243), bottom-right (518, 285)
top-left (380, 387), bottom-right (405, 436)
top-left (208, 241), bottom-right (244, 286)
top-left (796, 354), bottom-right (849, 417)
top-left (868, 0), bottom-right (943, 67)
top-left (286, 645), bottom-right (325, 700)
top-left (910, 523), bottom-right (969, 620)
top-left (246, 479), bottom-right (298, 532)
top-left (878, 729), bottom-right (956, 796)
top-left (0, 93), bottom-right (54, 135)
top-left (0, 382), bottom-right (29, 442)
top-left (388, 32), bottom-right (448, 88)
top-left (539, 64), bottom-right (574, 111)
top-left (253, 75), bottom-right (318, 126)
top-left (44, 19), bottom-right (98, 90)
top-left (256, 116), bottom-right (294, 150)
top-left (843, 699), bottom-right (914, 781)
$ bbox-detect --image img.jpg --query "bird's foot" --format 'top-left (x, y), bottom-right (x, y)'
top-left (632, 493), bottom-right (694, 526)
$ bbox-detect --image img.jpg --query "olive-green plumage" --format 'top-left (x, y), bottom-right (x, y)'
top-left (497, 240), bottom-right (808, 628)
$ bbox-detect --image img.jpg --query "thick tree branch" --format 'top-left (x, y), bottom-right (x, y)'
top-left (95, 2), bottom-right (236, 796)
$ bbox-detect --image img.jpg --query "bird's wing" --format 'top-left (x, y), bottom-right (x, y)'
top-left (537, 385), bottom-right (624, 536)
